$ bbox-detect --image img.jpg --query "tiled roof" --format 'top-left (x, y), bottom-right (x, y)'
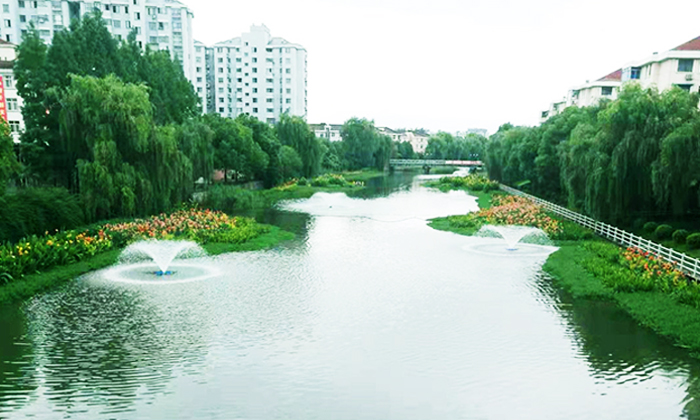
top-left (597, 69), bottom-right (622, 82)
top-left (673, 36), bottom-right (700, 51)
top-left (0, 39), bottom-right (14, 46)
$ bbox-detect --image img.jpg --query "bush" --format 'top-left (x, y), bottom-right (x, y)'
top-left (0, 188), bottom-right (85, 243)
top-left (643, 222), bottom-right (658, 233)
top-left (673, 229), bottom-right (689, 245)
top-left (632, 218), bottom-right (646, 230)
top-left (203, 185), bottom-right (258, 212)
top-left (655, 224), bottom-right (673, 240)
top-left (688, 233), bottom-right (700, 249)
top-left (297, 177), bottom-right (307, 186)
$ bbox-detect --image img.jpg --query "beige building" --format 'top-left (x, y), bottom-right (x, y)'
top-left (542, 35), bottom-right (700, 121)
top-left (311, 123), bottom-right (342, 142)
top-left (621, 36), bottom-right (700, 93)
top-left (0, 39), bottom-right (22, 143)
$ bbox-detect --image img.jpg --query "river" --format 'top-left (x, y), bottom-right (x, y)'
top-left (2, 172), bottom-right (700, 419)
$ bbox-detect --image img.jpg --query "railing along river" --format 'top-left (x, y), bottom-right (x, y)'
top-left (500, 184), bottom-right (700, 281)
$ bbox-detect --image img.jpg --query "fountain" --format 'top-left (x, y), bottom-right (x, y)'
top-left (120, 240), bottom-right (207, 275)
top-left (464, 225), bottom-right (557, 257)
top-left (100, 240), bottom-right (219, 284)
top-left (476, 225), bottom-right (551, 250)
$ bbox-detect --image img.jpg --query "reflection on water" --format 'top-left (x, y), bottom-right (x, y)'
top-left (1, 173), bottom-right (700, 419)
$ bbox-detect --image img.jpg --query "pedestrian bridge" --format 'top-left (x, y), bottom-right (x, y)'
top-left (389, 159), bottom-right (484, 173)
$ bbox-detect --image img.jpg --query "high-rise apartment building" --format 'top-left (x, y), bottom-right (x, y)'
top-left (0, 0), bottom-right (195, 80)
top-left (194, 24), bottom-right (307, 124)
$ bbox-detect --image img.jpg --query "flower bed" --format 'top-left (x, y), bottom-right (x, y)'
top-left (435, 174), bottom-right (499, 191)
top-left (581, 241), bottom-right (700, 308)
top-left (0, 208), bottom-right (267, 283)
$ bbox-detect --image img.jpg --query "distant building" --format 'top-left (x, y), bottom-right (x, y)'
top-left (310, 123), bottom-right (342, 142)
top-left (0, 39), bottom-right (23, 143)
top-left (0, 0), bottom-right (196, 80)
top-left (621, 37), bottom-right (700, 93)
top-left (456, 129), bottom-right (488, 137)
top-left (195, 25), bottom-right (307, 124)
top-left (542, 35), bottom-right (700, 121)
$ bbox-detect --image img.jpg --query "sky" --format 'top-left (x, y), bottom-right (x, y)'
top-left (187, 0), bottom-right (700, 135)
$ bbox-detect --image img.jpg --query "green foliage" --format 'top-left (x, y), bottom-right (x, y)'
top-left (434, 174), bottom-right (499, 192)
top-left (687, 233), bottom-right (700, 249)
top-left (297, 177), bottom-right (308, 186)
top-left (425, 132), bottom-right (485, 160)
top-left (278, 145), bottom-right (303, 180)
top-left (0, 120), bottom-right (19, 194)
top-left (487, 85), bottom-right (700, 222)
top-left (643, 222), bottom-right (659, 233)
top-left (203, 185), bottom-right (259, 213)
top-left (0, 188), bottom-right (85, 243)
top-left (275, 114), bottom-right (325, 178)
top-left (341, 118), bottom-right (392, 170)
top-left (395, 141), bottom-right (415, 159)
top-left (311, 173), bottom-right (354, 187)
top-left (655, 224), bottom-right (673, 239)
top-left (15, 14), bottom-right (197, 190)
top-left (673, 229), bottom-right (689, 244)
top-left (57, 74), bottom-right (193, 221)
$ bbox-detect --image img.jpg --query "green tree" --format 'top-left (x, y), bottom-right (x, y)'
top-left (341, 117), bottom-right (381, 169)
top-left (58, 75), bottom-right (192, 220)
top-left (278, 145), bottom-right (303, 180)
top-left (0, 121), bottom-right (20, 194)
top-left (275, 114), bottom-right (325, 178)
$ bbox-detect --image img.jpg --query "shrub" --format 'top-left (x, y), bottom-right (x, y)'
top-left (655, 224), bottom-right (673, 240)
top-left (203, 185), bottom-right (258, 212)
top-left (673, 229), bottom-right (689, 245)
top-left (643, 222), bottom-right (658, 233)
top-left (0, 188), bottom-right (85, 243)
top-left (297, 177), bottom-right (308, 186)
top-left (688, 233), bottom-right (700, 249)
top-left (632, 218), bottom-right (646, 230)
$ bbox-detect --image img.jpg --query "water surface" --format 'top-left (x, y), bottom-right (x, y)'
top-left (1, 173), bottom-right (700, 419)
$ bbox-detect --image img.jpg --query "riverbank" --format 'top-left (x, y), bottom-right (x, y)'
top-left (427, 182), bottom-right (700, 356)
top-left (0, 222), bottom-right (293, 305)
top-left (203, 170), bottom-right (386, 213)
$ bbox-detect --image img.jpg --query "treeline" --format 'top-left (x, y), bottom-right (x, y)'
top-left (0, 12), bottom-right (397, 241)
top-left (486, 84), bottom-right (700, 223)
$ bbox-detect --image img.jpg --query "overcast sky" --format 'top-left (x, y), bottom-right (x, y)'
top-left (187, 0), bottom-right (700, 134)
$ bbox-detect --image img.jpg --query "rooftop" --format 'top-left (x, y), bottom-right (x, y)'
top-left (673, 36), bottom-right (700, 51)
top-left (597, 69), bottom-right (622, 82)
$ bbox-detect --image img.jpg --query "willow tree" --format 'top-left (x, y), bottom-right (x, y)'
top-left (275, 114), bottom-right (325, 178)
top-left (58, 75), bottom-right (193, 220)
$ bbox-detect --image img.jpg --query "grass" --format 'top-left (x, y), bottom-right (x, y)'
top-left (544, 240), bottom-right (700, 354)
top-left (0, 224), bottom-right (295, 305)
top-left (427, 183), bottom-right (700, 356)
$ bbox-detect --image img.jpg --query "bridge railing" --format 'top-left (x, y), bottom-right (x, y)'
top-left (500, 184), bottom-right (700, 280)
top-left (389, 159), bottom-right (484, 166)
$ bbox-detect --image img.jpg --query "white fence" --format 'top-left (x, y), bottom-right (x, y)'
top-left (500, 184), bottom-right (700, 280)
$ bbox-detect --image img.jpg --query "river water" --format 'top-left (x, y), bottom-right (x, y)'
top-left (2, 173), bottom-right (700, 419)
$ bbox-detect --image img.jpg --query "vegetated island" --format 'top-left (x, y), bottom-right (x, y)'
top-left (428, 174), bottom-right (700, 357)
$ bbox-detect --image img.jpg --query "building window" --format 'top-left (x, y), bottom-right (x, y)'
top-left (678, 59), bottom-right (694, 72)
top-left (675, 84), bottom-right (693, 92)
top-left (266, 78), bottom-right (273, 83)
top-left (286, 88), bottom-right (291, 94)
top-left (285, 68), bottom-right (291, 74)
top-left (135, 12), bottom-right (140, 20)
top-left (9, 121), bottom-right (20, 132)
top-left (253, 108), bottom-right (258, 113)
top-left (219, 107), bottom-right (224, 113)
top-left (266, 108), bottom-right (273, 113)
top-left (266, 98), bottom-right (273, 103)
top-left (6, 98), bottom-right (18, 111)
top-left (630, 67), bottom-right (641, 80)
top-left (18, 1), bottom-right (25, 7)
top-left (252, 98), bottom-right (258, 103)
top-left (266, 88), bottom-right (273, 93)
top-left (285, 99), bottom-right (291, 104)
top-left (4, 75), bottom-right (13, 88)
top-left (4, 19), bottom-right (11, 28)
top-left (253, 88), bottom-right (258, 93)
top-left (252, 78), bottom-right (257, 83)
top-left (601, 86), bottom-right (613, 96)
